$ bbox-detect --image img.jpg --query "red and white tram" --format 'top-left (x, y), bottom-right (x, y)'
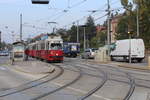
top-left (25, 34), bottom-right (64, 62)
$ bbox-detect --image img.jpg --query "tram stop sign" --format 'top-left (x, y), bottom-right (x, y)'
top-left (32, 0), bottom-right (49, 4)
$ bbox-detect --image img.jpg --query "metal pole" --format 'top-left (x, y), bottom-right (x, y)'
top-left (84, 27), bottom-right (86, 51)
top-left (53, 27), bottom-right (55, 34)
top-left (136, 5), bottom-right (139, 37)
top-left (0, 31), bottom-right (1, 50)
top-left (77, 20), bottom-right (79, 42)
top-left (20, 14), bottom-right (22, 41)
top-left (107, 0), bottom-right (111, 56)
top-left (129, 34), bottom-right (132, 63)
top-left (0, 31), bottom-right (1, 44)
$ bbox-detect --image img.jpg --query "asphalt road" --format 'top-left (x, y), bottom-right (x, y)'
top-left (0, 56), bottom-right (150, 100)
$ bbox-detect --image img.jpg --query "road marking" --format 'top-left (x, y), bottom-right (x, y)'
top-left (51, 82), bottom-right (112, 100)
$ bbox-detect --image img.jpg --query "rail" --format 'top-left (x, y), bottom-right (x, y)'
top-left (0, 65), bottom-right (64, 97)
top-left (31, 64), bottom-right (82, 100)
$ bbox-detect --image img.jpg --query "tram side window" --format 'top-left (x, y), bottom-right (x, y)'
top-left (50, 43), bottom-right (62, 50)
top-left (38, 43), bottom-right (41, 50)
top-left (41, 42), bottom-right (45, 50)
top-left (33, 45), bottom-right (36, 50)
top-left (46, 42), bottom-right (49, 50)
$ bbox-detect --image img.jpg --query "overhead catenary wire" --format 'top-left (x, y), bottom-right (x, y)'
top-left (61, 8), bottom-right (107, 29)
top-left (32, 0), bottom-right (89, 23)
top-left (25, 0), bottom-right (122, 32)
top-left (23, 0), bottom-right (91, 32)
top-left (59, 2), bottom-right (109, 29)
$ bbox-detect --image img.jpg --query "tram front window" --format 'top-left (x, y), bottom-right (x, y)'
top-left (50, 43), bottom-right (62, 50)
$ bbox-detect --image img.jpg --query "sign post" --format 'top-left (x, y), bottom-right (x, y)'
top-left (148, 56), bottom-right (150, 68)
top-left (128, 31), bottom-right (133, 63)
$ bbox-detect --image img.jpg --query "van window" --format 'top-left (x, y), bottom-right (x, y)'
top-left (110, 43), bottom-right (116, 51)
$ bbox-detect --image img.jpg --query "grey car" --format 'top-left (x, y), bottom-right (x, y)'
top-left (81, 48), bottom-right (98, 59)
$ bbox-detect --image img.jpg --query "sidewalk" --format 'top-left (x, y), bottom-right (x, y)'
top-left (9, 59), bottom-right (55, 75)
top-left (111, 62), bottom-right (150, 70)
top-left (89, 59), bottom-right (150, 70)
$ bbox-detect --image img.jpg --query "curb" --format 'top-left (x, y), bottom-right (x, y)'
top-left (8, 65), bottom-right (55, 75)
top-left (89, 60), bottom-right (150, 70)
top-left (114, 63), bottom-right (150, 70)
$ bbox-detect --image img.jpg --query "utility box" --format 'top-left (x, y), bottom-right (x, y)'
top-left (94, 47), bottom-right (110, 63)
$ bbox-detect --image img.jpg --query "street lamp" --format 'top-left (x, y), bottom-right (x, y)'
top-left (136, 5), bottom-right (139, 37)
top-left (128, 31), bottom-right (133, 63)
top-left (0, 31), bottom-right (1, 50)
top-left (76, 20), bottom-right (79, 43)
top-left (81, 25), bottom-right (87, 51)
top-left (31, 0), bottom-right (49, 4)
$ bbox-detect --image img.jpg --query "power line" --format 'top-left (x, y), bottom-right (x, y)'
top-left (32, 0), bottom-right (89, 23)
top-left (61, 9), bottom-right (107, 29)
top-left (94, 14), bottom-right (107, 21)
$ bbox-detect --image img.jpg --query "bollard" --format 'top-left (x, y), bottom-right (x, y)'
top-left (148, 56), bottom-right (150, 68)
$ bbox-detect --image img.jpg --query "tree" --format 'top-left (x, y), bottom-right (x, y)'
top-left (119, 0), bottom-right (150, 47)
top-left (0, 41), bottom-right (8, 50)
top-left (85, 16), bottom-right (96, 48)
top-left (56, 28), bottom-right (69, 42)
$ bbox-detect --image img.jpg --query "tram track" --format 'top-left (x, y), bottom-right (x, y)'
top-left (55, 63), bottom-right (108, 100)
top-left (64, 60), bottom-right (136, 100)
top-left (82, 62), bottom-right (135, 100)
top-left (0, 59), bottom-right (106, 100)
top-left (0, 65), bottom-right (64, 97)
top-left (0, 57), bottom-right (147, 100)
top-left (31, 64), bottom-right (82, 100)
top-left (0, 62), bottom-right (83, 100)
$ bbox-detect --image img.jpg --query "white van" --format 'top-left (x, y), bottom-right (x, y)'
top-left (110, 39), bottom-right (145, 62)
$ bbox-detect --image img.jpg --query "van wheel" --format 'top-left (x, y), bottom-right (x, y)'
top-left (137, 59), bottom-right (143, 63)
top-left (111, 56), bottom-right (114, 61)
top-left (123, 57), bottom-right (128, 62)
top-left (81, 56), bottom-right (84, 59)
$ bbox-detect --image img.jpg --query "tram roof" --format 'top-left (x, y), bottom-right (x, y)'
top-left (12, 41), bottom-right (26, 45)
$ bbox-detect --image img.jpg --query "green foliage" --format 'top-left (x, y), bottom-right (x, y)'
top-left (56, 28), bottom-right (69, 42)
top-left (57, 16), bottom-right (107, 50)
top-left (118, 0), bottom-right (150, 47)
top-left (121, 0), bottom-right (129, 7)
top-left (0, 41), bottom-right (8, 50)
top-left (85, 16), bottom-right (96, 48)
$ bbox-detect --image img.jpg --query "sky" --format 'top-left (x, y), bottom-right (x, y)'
top-left (0, 0), bottom-right (122, 43)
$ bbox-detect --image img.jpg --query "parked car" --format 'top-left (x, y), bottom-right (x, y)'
top-left (0, 51), bottom-right (9, 56)
top-left (81, 48), bottom-right (98, 59)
